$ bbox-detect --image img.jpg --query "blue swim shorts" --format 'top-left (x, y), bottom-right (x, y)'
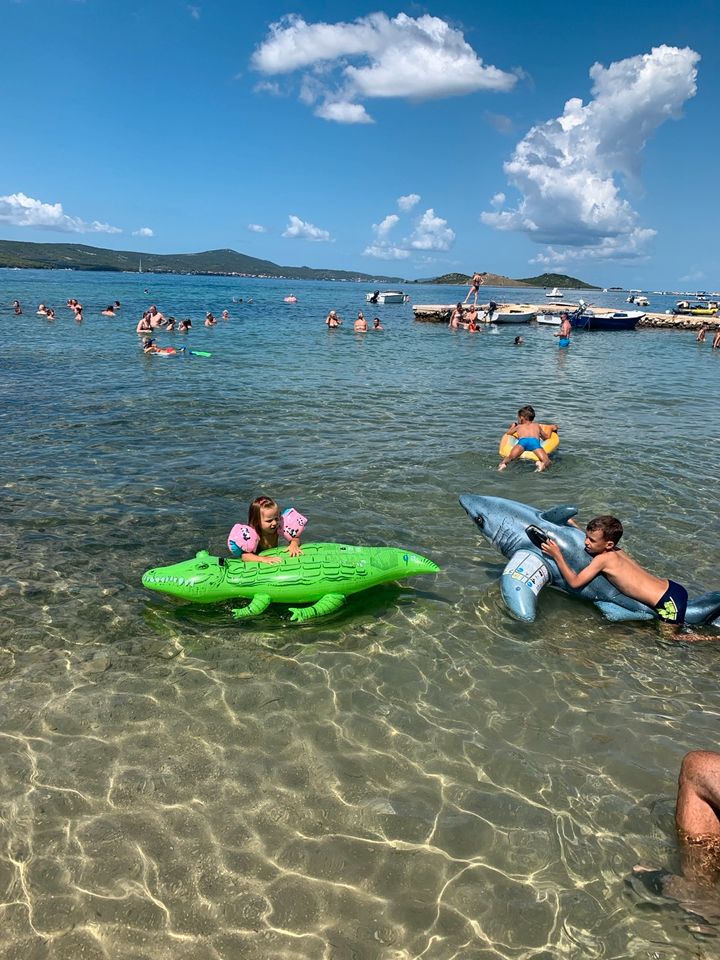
top-left (558, 337), bottom-right (571, 348)
top-left (518, 437), bottom-right (543, 452)
top-left (654, 579), bottom-right (688, 625)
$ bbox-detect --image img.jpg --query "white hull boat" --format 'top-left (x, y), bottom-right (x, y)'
top-left (366, 290), bottom-right (409, 304)
top-left (536, 314), bottom-right (562, 325)
top-left (545, 287), bottom-right (563, 299)
top-left (488, 308), bottom-right (535, 324)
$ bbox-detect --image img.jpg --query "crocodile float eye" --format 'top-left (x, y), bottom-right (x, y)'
top-left (197, 563), bottom-right (209, 570)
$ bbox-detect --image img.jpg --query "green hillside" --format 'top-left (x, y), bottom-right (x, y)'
top-left (422, 270), bottom-right (598, 289)
top-left (0, 240), bottom-right (402, 282)
top-left (516, 272), bottom-right (599, 290)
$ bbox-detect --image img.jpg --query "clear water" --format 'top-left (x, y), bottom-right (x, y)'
top-left (1, 270), bottom-right (719, 959)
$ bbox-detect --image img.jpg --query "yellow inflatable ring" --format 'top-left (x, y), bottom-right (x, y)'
top-left (498, 424), bottom-right (559, 462)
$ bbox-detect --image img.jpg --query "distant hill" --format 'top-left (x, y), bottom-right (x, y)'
top-left (0, 240), bottom-right (402, 282)
top-left (421, 270), bottom-right (598, 289)
top-left (515, 272), bottom-right (599, 290)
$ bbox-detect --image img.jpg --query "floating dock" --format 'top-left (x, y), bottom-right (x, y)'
top-left (411, 302), bottom-right (717, 330)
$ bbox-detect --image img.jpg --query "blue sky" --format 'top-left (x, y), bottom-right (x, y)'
top-left (2, 0), bottom-right (718, 287)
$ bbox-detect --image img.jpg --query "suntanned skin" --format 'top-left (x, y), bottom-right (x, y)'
top-left (498, 414), bottom-right (558, 472)
top-left (541, 528), bottom-right (669, 607)
top-left (241, 504), bottom-right (301, 565)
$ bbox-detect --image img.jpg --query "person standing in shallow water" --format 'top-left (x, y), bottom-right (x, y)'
top-left (554, 311), bottom-right (572, 348)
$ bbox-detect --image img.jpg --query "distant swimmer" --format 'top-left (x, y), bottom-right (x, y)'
top-left (178, 319), bottom-right (192, 332)
top-left (164, 316), bottom-right (176, 331)
top-left (222, 310), bottom-right (230, 320)
top-left (514, 335), bottom-right (524, 345)
top-left (101, 305), bottom-right (116, 317)
top-left (37, 303), bottom-right (48, 316)
top-left (12, 299), bottom-right (22, 315)
top-left (373, 317), bottom-right (383, 330)
top-left (205, 312), bottom-right (217, 327)
top-left (326, 310), bottom-right (342, 327)
top-left (136, 314), bottom-right (153, 334)
top-left (448, 303), bottom-right (464, 330)
top-left (354, 311), bottom-right (368, 332)
top-left (46, 308), bottom-right (56, 320)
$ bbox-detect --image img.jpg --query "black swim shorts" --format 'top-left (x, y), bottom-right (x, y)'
top-left (654, 579), bottom-right (688, 625)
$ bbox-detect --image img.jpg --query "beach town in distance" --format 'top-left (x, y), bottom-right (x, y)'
top-left (2, 1), bottom-right (720, 958)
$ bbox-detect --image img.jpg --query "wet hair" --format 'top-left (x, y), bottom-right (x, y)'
top-left (587, 515), bottom-right (623, 546)
top-left (248, 496), bottom-right (279, 542)
top-left (517, 405), bottom-right (535, 421)
top-left (514, 336), bottom-right (523, 345)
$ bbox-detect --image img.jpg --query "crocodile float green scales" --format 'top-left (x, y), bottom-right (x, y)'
top-left (142, 543), bottom-right (439, 622)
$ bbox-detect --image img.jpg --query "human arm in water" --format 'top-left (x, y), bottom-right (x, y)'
top-left (541, 539), bottom-right (610, 590)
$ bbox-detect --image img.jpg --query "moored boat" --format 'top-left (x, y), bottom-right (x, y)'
top-left (488, 307), bottom-right (535, 324)
top-left (672, 300), bottom-right (719, 317)
top-left (366, 290), bottom-right (409, 304)
top-left (570, 310), bottom-right (644, 331)
top-left (545, 287), bottom-right (563, 300)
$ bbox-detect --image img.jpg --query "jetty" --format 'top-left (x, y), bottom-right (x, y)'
top-left (411, 302), bottom-right (718, 330)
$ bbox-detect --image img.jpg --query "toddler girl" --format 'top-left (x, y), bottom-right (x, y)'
top-left (228, 496), bottom-right (306, 564)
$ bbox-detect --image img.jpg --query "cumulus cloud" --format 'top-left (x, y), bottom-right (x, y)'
top-left (133, 226), bottom-right (154, 237)
top-left (490, 192), bottom-right (505, 209)
top-left (282, 215), bottom-right (332, 242)
top-left (481, 45), bottom-right (699, 262)
top-left (481, 46), bottom-right (700, 264)
top-left (0, 192), bottom-right (121, 234)
top-left (251, 12), bottom-right (516, 123)
top-left (409, 208), bottom-right (455, 251)
top-left (362, 242), bottom-right (410, 260)
top-left (397, 193), bottom-right (420, 212)
top-left (248, 223), bottom-right (267, 233)
top-left (363, 205), bottom-right (454, 258)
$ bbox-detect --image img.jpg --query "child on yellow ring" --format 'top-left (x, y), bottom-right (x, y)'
top-left (499, 405), bottom-right (558, 473)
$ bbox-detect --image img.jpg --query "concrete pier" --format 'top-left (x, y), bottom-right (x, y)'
top-left (411, 302), bottom-right (719, 330)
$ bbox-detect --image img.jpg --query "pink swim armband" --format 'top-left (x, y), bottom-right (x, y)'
top-left (227, 523), bottom-right (260, 556)
top-left (279, 507), bottom-right (307, 542)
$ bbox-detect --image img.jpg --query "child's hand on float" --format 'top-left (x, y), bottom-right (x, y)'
top-left (261, 555), bottom-right (283, 565)
top-left (287, 540), bottom-right (302, 558)
top-left (541, 539), bottom-right (561, 560)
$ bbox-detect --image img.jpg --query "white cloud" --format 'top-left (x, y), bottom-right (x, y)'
top-left (481, 45), bottom-right (699, 263)
top-left (251, 12), bottom-right (517, 123)
top-left (409, 208), bottom-right (455, 251)
top-left (187, 5), bottom-right (200, 19)
top-left (253, 80), bottom-right (281, 95)
top-left (282, 215), bottom-right (332, 242)
top-left (397, 193), bottom-right (420, 212)
top-left (248, 223), bottom-right (267, 233)
top-left (314, 101), bottom-right (373, 124)
top-left (362, 242), bottom-right (410, 260)
top-left (133, 226), bottom-right (154, 237)
top-left (0, 192), bottom-right (121, 234)
top-left (484, 111), bottom-right (514, 134)
top-left (490, 192), bottom-right (505, 209)
top-left (373, 214), bottom-right (399, 237)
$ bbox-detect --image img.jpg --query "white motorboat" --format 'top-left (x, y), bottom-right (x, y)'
top-left (488, 307), bottom-right (535, 324)
top-left (627, 294), bottom-right (649, 306)
top-left (366, 290), bottom-right (409, 304)
top-left (536, 314), bottom-right (562, 325)
top-left (545, 287), bottom-right (563, 299)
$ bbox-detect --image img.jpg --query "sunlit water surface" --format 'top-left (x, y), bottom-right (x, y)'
top-left (1, 271), bottom-right (719, 959)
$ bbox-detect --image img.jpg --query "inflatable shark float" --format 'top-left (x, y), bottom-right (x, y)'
top-left (142, 543), bottom-right (439, 623)
top-left (459, 494), bottom-right (720, 626)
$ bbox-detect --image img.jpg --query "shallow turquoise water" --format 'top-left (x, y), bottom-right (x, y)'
top-left (1, 270), bottom-right (719, 958)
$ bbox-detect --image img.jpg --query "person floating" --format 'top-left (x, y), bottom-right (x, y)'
top-left (498, 405), bottom-right (557, 473)
top-left (228, 496), bottom-right (305, 564)
top-left (540, 516), bottom-right (708, 639)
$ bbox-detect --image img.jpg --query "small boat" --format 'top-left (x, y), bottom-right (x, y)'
top-left (365, 290), bottom-right (409, 304)
top-left (626, 294), bottom-right (649, 306)
top-left (673, 300), bottom-right (719, 317)
top-left (535, 314), bottom-right (562, 326)
top-left (488, 307), bottom-right (535, 324)
top-left (284, 295), bottom-right (298, 303)
top-left (571, 310), bottom-right (644, 331)
top-left (545, 287), bottom-right (564, 300)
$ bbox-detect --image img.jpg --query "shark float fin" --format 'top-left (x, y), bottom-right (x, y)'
top-left (594, 600), bottom-right (654, 622)
top-left (501, 550), bottom-right (551, 622)
top-left (539, 505), bottom-right (578, 525)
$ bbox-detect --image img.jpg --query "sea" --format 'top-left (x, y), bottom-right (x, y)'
top-left (1, 269), bottom-right (719, 960)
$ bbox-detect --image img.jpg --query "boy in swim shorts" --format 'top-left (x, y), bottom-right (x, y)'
top-left (541, 515), bottom-right (698, 635)
top-left (498, 405), bottom-right (558, 472)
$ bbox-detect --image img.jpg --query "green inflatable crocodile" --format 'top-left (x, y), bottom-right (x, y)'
top-left (142, 543), bottom-right (439, 622)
